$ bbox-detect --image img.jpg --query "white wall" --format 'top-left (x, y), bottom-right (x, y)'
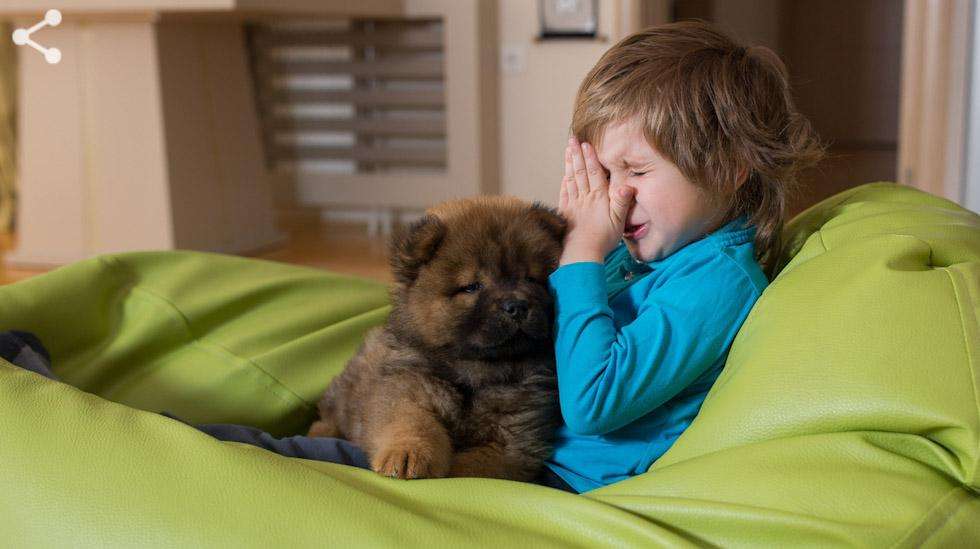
top-left (497, 0), bottom-right (623, 205)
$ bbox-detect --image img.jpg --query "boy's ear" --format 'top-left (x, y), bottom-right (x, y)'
top-left (390, 215), bottom-right (447, 285)
top-left (736, 166), bottom-right (750, 190)
top-left (526, 202), bottom-right (568, 245)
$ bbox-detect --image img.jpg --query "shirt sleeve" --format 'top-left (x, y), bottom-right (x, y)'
top-left (548, 257), bottom-right (759, 436)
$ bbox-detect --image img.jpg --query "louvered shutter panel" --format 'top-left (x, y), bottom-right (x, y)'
top-left (247, 18), bottom-right (447, 176)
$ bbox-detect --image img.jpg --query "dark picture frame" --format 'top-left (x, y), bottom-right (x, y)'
top-left (538, 0), bottom-right (599, 40)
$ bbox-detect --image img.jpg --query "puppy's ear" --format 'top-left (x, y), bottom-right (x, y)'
top-left (526, 202), bottom-right (567, 245)
top-left (390, 214), bottom-right (447, 284)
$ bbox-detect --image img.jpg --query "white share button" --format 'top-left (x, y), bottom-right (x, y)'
top-left (12, 9), bottom-right (62, 64)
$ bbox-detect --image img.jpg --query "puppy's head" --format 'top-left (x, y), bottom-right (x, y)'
top-left (389, 196), bottom-right (566, 360)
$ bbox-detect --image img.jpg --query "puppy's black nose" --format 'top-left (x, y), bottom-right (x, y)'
top-left (502, 299), bottom-right (529, 320)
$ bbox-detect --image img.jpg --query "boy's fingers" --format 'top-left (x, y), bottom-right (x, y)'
top-left (582, 142), bottom-right (607, 192)
top-left (569, 138), bottom-right (590, 196)
top-left (609, 186), bottom-right (635, 227)
top-left (563, 145), bottom-right (577, 200)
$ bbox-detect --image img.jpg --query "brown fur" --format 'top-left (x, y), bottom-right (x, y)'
top-left (308, 196), bottom-right (566, 481)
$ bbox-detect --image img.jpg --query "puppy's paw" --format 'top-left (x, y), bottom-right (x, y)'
top-left (371, 441), bottom-right (452, 480)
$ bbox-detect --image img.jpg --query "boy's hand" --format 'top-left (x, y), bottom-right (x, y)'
top-left (558, 136), bottom-right (635, 266)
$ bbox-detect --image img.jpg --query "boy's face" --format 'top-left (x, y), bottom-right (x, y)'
top-left (594, 117), bottom-right (724, 262)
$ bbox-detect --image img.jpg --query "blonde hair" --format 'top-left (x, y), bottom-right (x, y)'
top-left (571, 20), bottom-right (825, 279)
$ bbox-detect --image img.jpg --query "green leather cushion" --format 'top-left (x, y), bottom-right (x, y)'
top-left (1, 182), bottom-right (977, 546)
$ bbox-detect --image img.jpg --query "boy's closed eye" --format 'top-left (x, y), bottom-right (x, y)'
top-left (602, 167), bottom-right (648, 178)
top-left (625, 161), bottom-right (653, 178)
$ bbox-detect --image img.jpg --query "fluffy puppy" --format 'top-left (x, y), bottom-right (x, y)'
top-left (308, 196), bottom-right (566, 481)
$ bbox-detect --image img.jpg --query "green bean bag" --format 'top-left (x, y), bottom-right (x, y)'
top-left (1, 182), bottom-right (977, 547)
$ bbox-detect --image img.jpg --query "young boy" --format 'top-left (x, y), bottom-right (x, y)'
top-left (541, 20), bottom-right (824, 493)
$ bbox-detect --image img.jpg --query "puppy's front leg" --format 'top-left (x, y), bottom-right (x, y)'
top-left (450, 371), bottom-right (559, 482)
top-left (369, 402), bottom-right (453, 480)
top-left (449, 443), bottom-right (538, 481)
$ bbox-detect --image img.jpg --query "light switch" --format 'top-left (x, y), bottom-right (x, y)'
top-left (501, 43), bottom-right (527, 75)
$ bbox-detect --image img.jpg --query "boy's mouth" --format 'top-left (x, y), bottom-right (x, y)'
top-left (623, 222), bottom-right (649, 240)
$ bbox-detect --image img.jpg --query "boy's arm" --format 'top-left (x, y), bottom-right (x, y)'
top-left (548, 257), bottom-right (760, 436)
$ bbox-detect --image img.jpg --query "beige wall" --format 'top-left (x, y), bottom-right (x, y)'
top-left (497, 0), bottom-right (623, 205)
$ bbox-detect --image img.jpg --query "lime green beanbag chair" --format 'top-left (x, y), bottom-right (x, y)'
top-left (1, 182), bottom-right (977, 547)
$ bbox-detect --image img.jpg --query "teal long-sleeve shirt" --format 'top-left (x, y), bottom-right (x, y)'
top-left (544, 215), bottom-right (769, 493)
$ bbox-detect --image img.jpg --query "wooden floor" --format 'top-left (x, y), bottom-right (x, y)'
top-left (0, 220), bottom-right (393, 286)
top-left (255, 219), bottom-right (391, 283)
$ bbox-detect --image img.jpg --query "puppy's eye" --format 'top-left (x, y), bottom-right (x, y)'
top-left (525, 276), bottom-right (542, 285)
top-left (457, 282), bottom-right (483, 294)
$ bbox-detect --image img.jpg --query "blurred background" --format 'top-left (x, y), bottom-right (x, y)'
top-left (0, 0), bottom-right (977, 285)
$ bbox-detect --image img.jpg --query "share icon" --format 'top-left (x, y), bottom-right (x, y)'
top-left (12, 9), bottom-right (62, 64)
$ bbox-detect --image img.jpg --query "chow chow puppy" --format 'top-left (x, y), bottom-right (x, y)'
top-left (307, 196), bottom-right (566, 481)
